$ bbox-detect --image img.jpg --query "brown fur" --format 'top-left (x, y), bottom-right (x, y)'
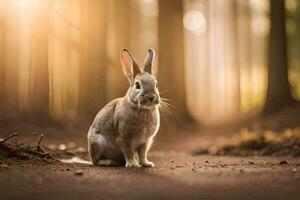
top-left (87, 49), bottom-right (160, 167)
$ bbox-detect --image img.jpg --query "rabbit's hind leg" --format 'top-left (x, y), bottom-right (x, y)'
top-left (88, 133), bottom-right (107, 166)
top-left (88, 141), bottom-right (101, 165)
top-left (90, 142), bottom-right (118, 166)
top-left (88, 133), bottom-right (120, 166)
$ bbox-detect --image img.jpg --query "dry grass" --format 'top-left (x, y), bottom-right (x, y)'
top-left (194, 127), bottom-right (300, 156)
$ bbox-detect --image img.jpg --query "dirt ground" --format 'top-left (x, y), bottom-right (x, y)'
top-left (0, 132), bottom-right (300, 200)
top-left (1, 154), bottom-right (300, 200)
top-left (1, 104), bottom-right (300, 200)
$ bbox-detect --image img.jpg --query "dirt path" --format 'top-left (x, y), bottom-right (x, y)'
top-left (1, 116), bottom-right (300, 200)
top-left (1, 151), bottom-right (300, 200)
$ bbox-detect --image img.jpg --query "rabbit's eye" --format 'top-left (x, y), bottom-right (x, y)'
top-left (135, 82), bottom-right (141, 89)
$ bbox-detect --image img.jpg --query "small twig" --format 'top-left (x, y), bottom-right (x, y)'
top-left (37, 134), bottom-right (44, 149)
top-left (1, 132), bottom-right (19, 143)
top-left (35, 134), bottom-right (57, 160)
top-left (36, 146), bottom-right (58, 161)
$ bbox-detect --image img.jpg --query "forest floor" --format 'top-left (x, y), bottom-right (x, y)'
top-left (1, 104), bottom-right (300, 200)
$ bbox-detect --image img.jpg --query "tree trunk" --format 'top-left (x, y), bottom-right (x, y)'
top-left (28, 0), bottom-right (50, 124)
top-left (158, 0), bottom-right (191, 121)
top-left (106, 0), bottom-right (131, 100)
top-left (0, 1), bottom-right (5, 120)
top-left (79, 0), bottom-right (109, 122)
top-left (2, 1), bottom-right (19, 120)
top-left (264, 0), bottom-right (293, 114)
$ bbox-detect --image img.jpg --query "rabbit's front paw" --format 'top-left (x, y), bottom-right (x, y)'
top-left (125, 159), bottom-right (141, 168)
top-left (140, 160), bottom-right (154, 168)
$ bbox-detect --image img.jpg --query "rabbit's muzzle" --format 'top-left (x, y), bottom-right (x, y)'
top-left (139, 93), bottom-right (160, 107)
top-left (145, 93), bottom-right (157, 102)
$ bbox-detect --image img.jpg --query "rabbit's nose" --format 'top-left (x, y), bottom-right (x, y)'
top-left (145, 94), bottom-right (156, 102)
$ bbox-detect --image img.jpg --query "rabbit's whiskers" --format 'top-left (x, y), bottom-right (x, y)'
top-left (158, 98), bottom-right (176, 125)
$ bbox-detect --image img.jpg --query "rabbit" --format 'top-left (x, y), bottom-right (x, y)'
top-left (87, 48), bottom-right (160, 168)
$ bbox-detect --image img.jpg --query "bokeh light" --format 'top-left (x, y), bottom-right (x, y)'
top-left (183, 10), bottom-right (207, 35)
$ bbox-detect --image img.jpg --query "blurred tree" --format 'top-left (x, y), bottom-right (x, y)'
top-left (158, 0), bottom-right (190, 121)
top-left (48, 0), bottom-right (82, 122)
top-left (2, 1), bottom-right (19, 120)
top-left (0, 1), bottom-right (4, 120)
top-left (79, 0), bottom-right (109, 121)
top-left (264, 0), bottom-right (294, 114)
top-left (79, 0), bottom-right (132, 123)
top-left (106, 0), bottom-right (131, 100)
top-left (286, 0), bottom-right (300, 99)
top-left (28, 0), bottom-right (50, 124)
top-left (236, 0), bottom-right (253, 112)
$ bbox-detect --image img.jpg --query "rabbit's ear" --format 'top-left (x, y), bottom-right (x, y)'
top-left (143, 48), bottom-right (155, 74)
top-left (120, 49), bottom-right (140, 83)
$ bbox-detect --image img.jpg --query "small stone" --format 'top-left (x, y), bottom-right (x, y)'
top-left (67, 142), bottom-right (76, 149)
top-left (170, 159), bottom-right (174, 163)
top-left (279, 160), bottom-right (289, 165)
top-left (0, 164), bottom-right (8, 168)
top-left (74, 170), bottom-right (83, 176)
top-left (248, 161), bottom-right (254, 165)
top-left (58, 144), bottom-right (67, 151)
top-left (265, 162), bottom-right (272, 165)
top-left (77, 147), bottom-right (86, 153)
top-left (208, 146), bottom-right (218, 155)
top-left (292, 168), bottom-right (297, 172)
top-left (47, 144), bottom-right (57, 150)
